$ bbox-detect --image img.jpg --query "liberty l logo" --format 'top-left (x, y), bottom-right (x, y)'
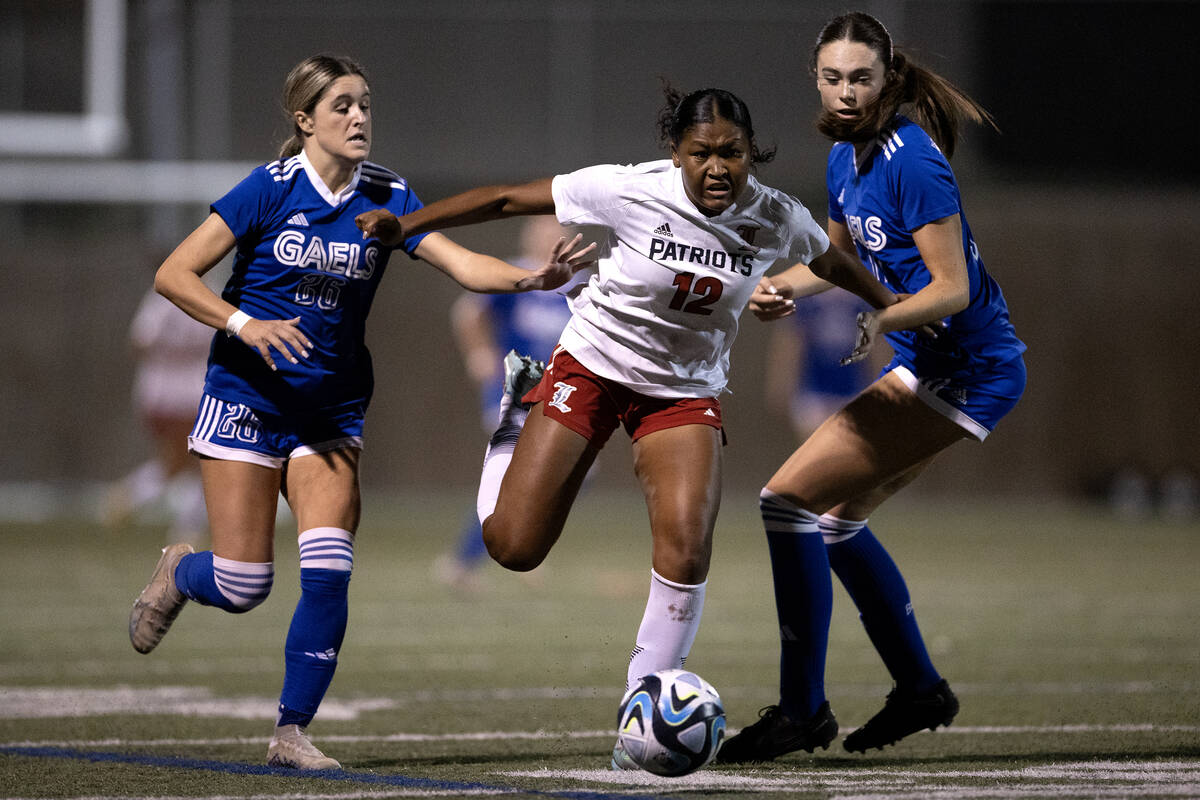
top-left (548, 381), bottom-right (577, 413)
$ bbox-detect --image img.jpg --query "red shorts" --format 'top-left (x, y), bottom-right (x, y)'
top-left (525, 347), bottom-right (724, 448)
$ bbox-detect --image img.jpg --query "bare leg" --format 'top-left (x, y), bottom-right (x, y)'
top-left (633, 424), bottom-right (722, 585)
top-left (624, 424), bottom-right (722, 687)
top-left (482, 403), bottom-right (598, 571)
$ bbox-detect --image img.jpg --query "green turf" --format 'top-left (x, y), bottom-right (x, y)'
top-left (1, 489), bottom-right (1197, 798)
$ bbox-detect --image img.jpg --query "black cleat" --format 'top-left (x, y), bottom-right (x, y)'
top-left (716, 702), bottom-right (837, 763)
top-left (843, 679), bottom-right (959, 753)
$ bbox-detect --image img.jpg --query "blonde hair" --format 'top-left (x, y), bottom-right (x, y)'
top-left (277, 55), bottom-right (368, 161)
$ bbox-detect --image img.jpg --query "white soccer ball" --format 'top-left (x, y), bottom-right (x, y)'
top-left (616, 668), bottom-right (726, 776)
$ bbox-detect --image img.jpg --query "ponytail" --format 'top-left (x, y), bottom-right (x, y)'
top-left (884, 51), bottom-right (996, 158)
top-left (278, 134), bottom-right (303, 162)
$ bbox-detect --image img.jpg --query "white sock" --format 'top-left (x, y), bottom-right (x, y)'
top-left (818, 513), bottom-right (867, 544)
top-left (211, 555), bottom-right (274, 610)
top-left (626, 569), bottom-right (707, 690)
top-left (124, 460), bottom-right (166, 508)
top-left (476, 405), bottom-right (529, 524)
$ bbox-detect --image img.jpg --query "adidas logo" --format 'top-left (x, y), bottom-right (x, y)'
top-left (287, 212), bottom-right (309, 227)
top-left (653, 222), bottom-right (673, 237)
top-left (703, 408), bottom-right (716, 417)
top-left (304, 648), bottom-right (338, 661)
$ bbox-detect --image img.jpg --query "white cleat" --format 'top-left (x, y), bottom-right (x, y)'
top-left (267, 724), bottom-right (342, 770)
top-left (501, 350), bottom-right (545, 412)
top-left (129, 543), bottom-right (194, 654)
top-left (610, 738), bottom-right (641, 771)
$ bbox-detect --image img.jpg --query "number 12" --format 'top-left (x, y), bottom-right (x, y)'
top-left (668, 272), bottom-right (722, 315)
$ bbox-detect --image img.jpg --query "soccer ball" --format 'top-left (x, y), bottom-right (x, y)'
top-left (615, 669), bottom-right (726, 776)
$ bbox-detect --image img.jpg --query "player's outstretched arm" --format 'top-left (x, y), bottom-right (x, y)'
top-left (413, 231), bottom-right (596, 294)
top-left (749, 262), bottom-right (842, 321)
top-left (807, 239), bottom-right (896, 312)
top-left (356, 178), bottom-right (557, 246)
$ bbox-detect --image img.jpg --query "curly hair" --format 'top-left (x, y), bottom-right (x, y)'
top-left (656, 83), bottom-right (776, 165)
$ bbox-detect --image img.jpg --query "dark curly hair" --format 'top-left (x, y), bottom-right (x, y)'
top-left (656, 83), bottom-right (776, 165)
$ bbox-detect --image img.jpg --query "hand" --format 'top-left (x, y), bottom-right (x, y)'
top-left (515, 233), bottom-right (598, 291)
top-left (236, 317), bottom-right (313, 372)
top-left (749, 277), bottom-right (796, 321)
top-left (841, 309), bottom-right (881, 365)
top-left (355, 208), bottom-right (404, 246)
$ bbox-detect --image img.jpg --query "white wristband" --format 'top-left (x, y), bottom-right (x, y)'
top-left (225, 310), bottom-right (253, 338)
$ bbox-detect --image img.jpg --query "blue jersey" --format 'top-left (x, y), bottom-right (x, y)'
top-left (482, 256), bottom-right (577, 361)
top-left (827, 116), bottom-right (1025, 377)
top-left (790, 290), bottom-right (871, 399)
top-left (206, 152), bottom-right (428, 415)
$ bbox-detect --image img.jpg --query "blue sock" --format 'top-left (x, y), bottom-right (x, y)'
top-left (174, 551), bottom-right (273, 613)
top-left (278, 527), bottom-right (355, 728)
top-left (822, 516), bottom-right (940, 692)
top-left (174, 552), bottom-right (223, 606)
top-left (761, 490), bottom-right (831, 721)
top-left (455, 511), bottom-right (489, 564)
top-left (278, 568), bottom-right (350, 727)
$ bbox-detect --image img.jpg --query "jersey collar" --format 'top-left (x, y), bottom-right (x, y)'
top-left (298, 150), bottom-right (363, 207)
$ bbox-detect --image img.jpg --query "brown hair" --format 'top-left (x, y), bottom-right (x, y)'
top-left (810, 11), bottom-right (996, 158)
top-left (277, 54), bottom-right (368, 161)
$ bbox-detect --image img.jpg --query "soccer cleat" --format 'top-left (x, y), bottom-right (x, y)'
top-left (610, 738), bottom-right (641, 771)
top-left (843, 680), bottom-right (959, 753)
top-left (128, 543), bottom-right (194, 654)
top-left (267, 724), bottom-right (342, 770)
top-left (501, 350), bottom-right (545, 413)
top-left (715, 702), bottom-right (837, 763)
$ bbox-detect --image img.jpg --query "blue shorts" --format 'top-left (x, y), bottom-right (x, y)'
top-left (188, 392), bottom-right (365, 468)
top-left (886, 355), bottom-right (1026, 441)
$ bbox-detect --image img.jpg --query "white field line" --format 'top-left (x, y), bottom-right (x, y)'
top-left (5, 723), bottom-right (1200, 750)
top-left (0, 686), bottom-right (617, 720)
top-left (0, 795), bottom-right (511, 800)
top-left (1, 683), bottom-right (1196, 721)
top-left (507, 762), bottom-right (1200, 796)
top-left (4, 764), bottom-right (1197, 800)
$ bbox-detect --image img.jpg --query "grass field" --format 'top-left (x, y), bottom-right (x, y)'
top-left (1, 488), bottom-right (1197, 798)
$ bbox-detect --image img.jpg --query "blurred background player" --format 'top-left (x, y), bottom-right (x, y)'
top-left (102, 278), bottom-right (212, 545)
top-left (764, 288), bottom-right (884, 444)
top-left (434, 215), bottom-right (584, 589)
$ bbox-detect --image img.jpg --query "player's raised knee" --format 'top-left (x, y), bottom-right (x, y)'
top-left (482, 523), bottom-right (545, 572)
top-left (212, 556), bottom-right (274, 613)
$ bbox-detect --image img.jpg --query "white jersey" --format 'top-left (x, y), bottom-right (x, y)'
top-left (129, 289), bottom-right (213, 417)
top-left (551, 159), bottom-right (830, 398)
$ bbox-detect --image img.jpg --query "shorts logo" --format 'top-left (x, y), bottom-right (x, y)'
top-left (922, 378), bottom-right (967, 407)
top-left (548, 381), bottom-right (577, 413)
